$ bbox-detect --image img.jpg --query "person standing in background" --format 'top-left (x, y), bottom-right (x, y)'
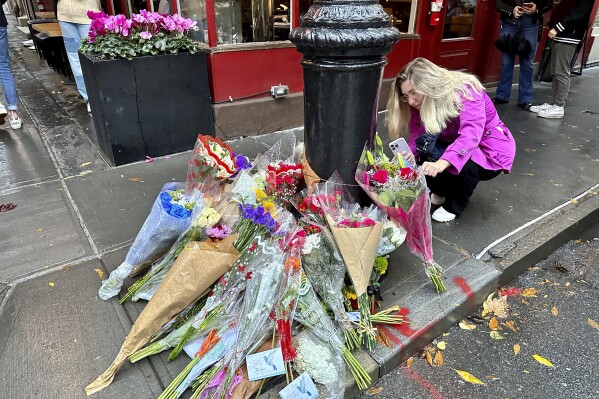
top-left (530, 0), bottom-right (594, 119)
top-left (0, 0), bottom-right (22, 129)
top-left (493, 0), bottom-right (552, 110)
top-left (56, 0), bottom-right (101, 113)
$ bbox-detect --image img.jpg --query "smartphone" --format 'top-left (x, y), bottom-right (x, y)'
top-left (522, 2), bottom-right (534, 9)
top-left (389, 137), bottom-right (412, 157)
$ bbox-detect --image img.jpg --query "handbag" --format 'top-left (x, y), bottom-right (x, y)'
top-left (494, 33), bottom-right (533, 57)
top-left (537, 41), bottom-right (552, 82)
top-left (415, 133), bottom-right (448, 162)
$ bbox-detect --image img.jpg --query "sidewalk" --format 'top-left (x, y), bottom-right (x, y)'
top-left (1, 21), bottom-right (598, 398)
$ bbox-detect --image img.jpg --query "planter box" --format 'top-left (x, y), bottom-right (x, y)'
top-left (80, 51), bottom-right (214, 166)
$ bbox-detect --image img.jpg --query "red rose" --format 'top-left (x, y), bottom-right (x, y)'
top-left (372, 169), bottom-right (389, 184)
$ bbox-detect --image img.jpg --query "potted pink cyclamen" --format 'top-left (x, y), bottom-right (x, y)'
top-left (79, 10), bottom-right (215, 166)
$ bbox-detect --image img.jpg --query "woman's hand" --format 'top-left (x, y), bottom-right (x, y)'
top-left (400, 150), bottom-right (415, 165)
top-left (513, 6), bottom-right (524, 18)
top-left (522, 2), bottom-right (537, 14)
top-left (422, 160), bottom-right (450, 177)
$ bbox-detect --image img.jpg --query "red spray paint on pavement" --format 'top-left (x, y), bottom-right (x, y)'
top-left (453, 276), bottom-right (474, 299)
top-left (401, 367), bottom-right (445, 399)
top-left (390, 308), bottom-right (418, 337)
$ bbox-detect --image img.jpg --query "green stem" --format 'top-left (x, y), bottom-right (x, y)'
top-left (167, 326), bottom-right (197, 362)
top-left (130, 340), bottom-right (169, 363)
top-left (342, 348), bottom-right (371, 390)
top-left (157, 356), bottom-right (199, 399)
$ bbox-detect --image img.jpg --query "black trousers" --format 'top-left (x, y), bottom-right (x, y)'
top-left (426, 159), bottom-right (502, 216)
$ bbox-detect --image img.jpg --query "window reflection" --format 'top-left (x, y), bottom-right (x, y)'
top-left (379, 0), bottom-right (415, 34)
top-left (443, 0), bottom-right (476, 39)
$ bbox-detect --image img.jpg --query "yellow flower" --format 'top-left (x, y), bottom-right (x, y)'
top-left (346, 292), bottom-right (357, 300)
top-left (262, 200), bottom-right (276, 217)
top-left (255, 189), bottom-right (267, 202)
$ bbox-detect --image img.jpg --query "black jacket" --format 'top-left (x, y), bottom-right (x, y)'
top-left (549, 0), bottom-right (594, 45)
top-left (0, 0), bottom-right (8, 27)
top-left (495, 0), bottom-right (553, 25)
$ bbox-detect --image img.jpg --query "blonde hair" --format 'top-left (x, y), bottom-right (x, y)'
top-left (385, 57), bottom-right (484, 139)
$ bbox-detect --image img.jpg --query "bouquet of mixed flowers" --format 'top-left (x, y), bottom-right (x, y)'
top-left (80, 10), bottom-right (201, 61)
top-left (186, 135), bottom-right (238, 195)
top-left (98, 183), bottom-right (195, 300)
top-left (356, 134), bottom-right (445, 293)
top-left (264, 161), bottom-right (303, 207)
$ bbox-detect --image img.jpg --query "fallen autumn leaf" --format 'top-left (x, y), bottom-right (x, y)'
top-left (521, 287), bottom-right (537, 297)
top-left (489, 317), bottom-right (499, 330)
top-left (513, 344), bottom-right (520, 356)
top-left (455, 369), bottom-right (486, 385)
top-left (459, 321), bottom-right (477, 330)
top-left (364, 387), bottom-right (383, 396)
top-left (435, 351), bottom-right (444, 367)
top-left (588, 318), bottom-right (599, 332)
top-left (551, 307), bottom-right (558, 316)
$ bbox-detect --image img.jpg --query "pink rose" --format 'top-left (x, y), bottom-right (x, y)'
top-left (372, 169), bottom-right (389, 184)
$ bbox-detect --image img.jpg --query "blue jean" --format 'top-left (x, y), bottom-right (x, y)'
top-left (59, 21), bottom-right (90, 103)
top-left (495, 16), bottom-right (539, 104)
top-left (0, 26), bottom-right (19, 110)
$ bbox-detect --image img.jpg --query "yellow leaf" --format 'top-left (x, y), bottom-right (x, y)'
top-left (94, 269), bottom-right (104, 279)
top-left (405, 357), bottom-right (414, 368)
top-left (532, 354), bottom-right (555, 368)
top-left (35, 228), bottom-right (43, 233)
top-left (128, 177), bottom-right (143, 182)
top-left (523, 370), bottom-right (530, 373)
top-left (570, 198), bottom-right (579, 204)
top-left (79, 162), bottom-right (92, 168)
top-left (490, 331), bottom-right (503, 340)
top-left (513, 344), bottom-right (520, 356)
top-left (459, 321), bottom-right (477, 330)
top-left (435, 351), bottom-right (444, 367)
top-left (588, 318), bottom-right (599, 332)
top-left (489, 317), bottom-right (499, 330)
top-left (364, 387), bottom-right (383, 396)
top-left (455, 369), bottom-right (486, 385)
top-left (505, 321), bottom-right (517, 332)
top-left (436, 341), bottom-right (446, 351)
top-left (521, 287), bottom-right (537, 297)
top-left (425, 351), bottom-right (434, 367)
top-left (551, 307), bottom-right (558, 316)
top-left (48, 282), bottom-right (55, 287)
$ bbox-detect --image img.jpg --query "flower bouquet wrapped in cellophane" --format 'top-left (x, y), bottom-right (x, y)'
top-left (355, 134), bottom-right (445, 293)
top-left (186, 134), bottom-right (238, 197)
top-left (98, 182), bottom-right (196, 300)
top-left (294, 275), bottom-right (370, 391)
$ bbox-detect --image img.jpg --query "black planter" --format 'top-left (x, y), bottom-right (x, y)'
top-left (79, 51), bottom-right (214, 166)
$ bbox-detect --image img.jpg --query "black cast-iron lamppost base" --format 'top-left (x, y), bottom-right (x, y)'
top-left (290, 0), bottom-right (400, 202)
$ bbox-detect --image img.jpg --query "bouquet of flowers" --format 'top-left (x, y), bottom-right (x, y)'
top-left (355, 134), bottom-right (445, 293)
top-left (80, 10), bottom-right (200, 61)
top-left (186, 135), bottom-right (238, 195)
top-left (98, 182), bottom-right (195, 300)
top-left (264, 161), bottom-right (303, 207)
top-left (119, 203), bottom-right (222, 303)
top-left (325, 203), bottom-right (384, 350)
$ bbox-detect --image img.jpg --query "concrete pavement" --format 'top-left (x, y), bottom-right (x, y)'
top-left (1, 22), bottom-right (598, 398)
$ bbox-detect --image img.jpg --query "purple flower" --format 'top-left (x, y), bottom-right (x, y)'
top-left (140, 31), bottom-right (152, 39)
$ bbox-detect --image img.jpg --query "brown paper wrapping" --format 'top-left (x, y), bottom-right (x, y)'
top-left (229, 340), bottom-right (273, 399)
top-left (326, 215), bottom-right (383, 297)
top-left (302, 145), bottom-right (321, 189)
top-left (85, 234), bottom-right (240, 396)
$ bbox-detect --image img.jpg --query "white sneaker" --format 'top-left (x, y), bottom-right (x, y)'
top-left (538, 105), bottom-right (564, 119)
top-left (22, 39), bottom-right (33, 46)
top-left (529, 103), bottom-right (552, 113)
top-left (432, 207), bottom-right (456, 222)
top-left (86, 103), bottom-right (91, 113)
top-left (9, 115), bottom-right (22, 130)
top-left (430, 193), bottom-right (445, 205)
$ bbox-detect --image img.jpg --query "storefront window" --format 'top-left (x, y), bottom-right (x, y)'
top-left (443, 0), bottom-right (476, 39)
top-left (378, 0), bottom-right (418, 34)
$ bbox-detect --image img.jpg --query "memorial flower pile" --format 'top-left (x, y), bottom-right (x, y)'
top-left (89, 132), bottom-right (447, 399)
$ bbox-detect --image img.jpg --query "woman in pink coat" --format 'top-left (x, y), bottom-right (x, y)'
top-left (386, 57), bottom-right (516, 222)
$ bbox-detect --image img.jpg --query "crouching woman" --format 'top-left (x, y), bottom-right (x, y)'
top-left (386, 57), bottom-right (516, 222)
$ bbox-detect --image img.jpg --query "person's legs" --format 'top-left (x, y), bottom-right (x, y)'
top-left (0, 26), bottom-right (22, 128)
top-left (495, 23), bottom-right (517, 102)
top-left (60, 21), bottom-right (89, 103)
top-left (551, 42), bottom-right (576, 107)
top-left (517, 23), bottom-right (539, 105)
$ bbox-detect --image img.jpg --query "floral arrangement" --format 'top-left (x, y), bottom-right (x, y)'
top-left (187, 135), bottom-right (237, 194)
top-left (356, 134), bottom-right (445, 293)
top-left (80, 11), bottom-right (201, 60)
top-left (265, 161), bottom-right (303, 207)
top-left (160, 189), bottom-right (195, 219)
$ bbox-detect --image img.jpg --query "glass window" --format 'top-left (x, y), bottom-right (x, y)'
top-left (379, 0), bottom-right (418, 34)
top-left (443, 0), bottom-right (476, 39)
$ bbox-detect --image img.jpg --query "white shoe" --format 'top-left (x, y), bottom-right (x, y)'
top-left (529, 103), bottom-right (552, 113)
top-left (22, 39), bottom-right (33, 46)
top-left (432, 207), bottom-right (456, 222)
top-left (86, 102), bottom-right (91, 113)
top-left (538, 105), bottom-right (564, 119)
top-left (430, 193), bottom-right (445, 205)
top-left (9, 115), bottom-right (22, 130)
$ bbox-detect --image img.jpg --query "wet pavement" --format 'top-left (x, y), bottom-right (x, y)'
top-left (1, 22), bottom-right (598, 399)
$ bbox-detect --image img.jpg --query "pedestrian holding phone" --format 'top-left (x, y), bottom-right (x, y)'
top-left (492, 0), bottom-right (552, 110)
